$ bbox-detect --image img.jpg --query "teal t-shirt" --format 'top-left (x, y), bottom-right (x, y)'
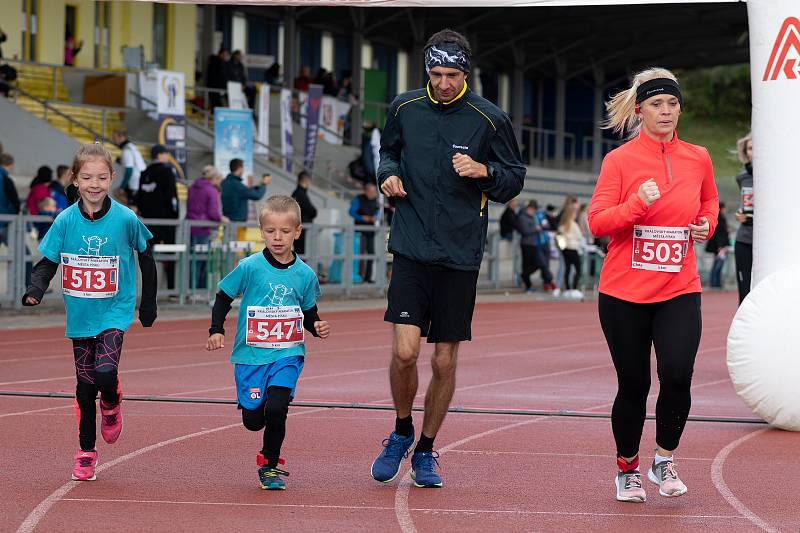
top-left (219, 252), bottom-right (321, 365)
top-left (38, 200), bottom-right (152, 338)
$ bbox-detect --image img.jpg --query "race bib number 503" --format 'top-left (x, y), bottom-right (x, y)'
top-left (61, 253), bottom-right (119, 298)
top-left (245, 306), bottom-right (304, 349)
top-left (631, 226), bottom-right (689, 273)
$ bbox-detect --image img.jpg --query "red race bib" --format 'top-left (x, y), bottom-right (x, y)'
top-left (61, 253), bottom-right (119, 298)
top-left (631, 226), bottom-right (689, 273)
top-left (245, 305), bottom-right (304, 349)
top-left (741, 186), bottom-right (754, 214)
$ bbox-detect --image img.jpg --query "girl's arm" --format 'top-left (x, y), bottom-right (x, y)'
top-left (137, 244), bottom-right (158, 327)
top-left (22, 257), bottom-right (59, 305)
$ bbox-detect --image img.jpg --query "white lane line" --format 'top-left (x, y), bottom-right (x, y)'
top-left (57, 498), bottom-right (747, 520)
top-left (0, 404), bottom-right (72, 419)
top-left (15, 406), bottom-right (328, 533)
top-left (446, 450), bottom-right (715, 461)
top-left (711, 428), bottom-right (778, 533)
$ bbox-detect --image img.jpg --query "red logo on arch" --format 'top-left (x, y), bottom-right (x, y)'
top-left (763, 17), bottom-right (800, 81)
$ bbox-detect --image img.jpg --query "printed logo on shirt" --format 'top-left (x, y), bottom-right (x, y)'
top-left (762, 17), bottom-right (800, 81)
top-left (399, 311), bottom-right (410, 318)
top-left (80, 235), bottom-right (108, 256)
top-left (249, 388), bottom-right (261, 400)
top-left (452, 144), bottom-right (469, 150)
top-left (268, 283), bottom-right (294, 306)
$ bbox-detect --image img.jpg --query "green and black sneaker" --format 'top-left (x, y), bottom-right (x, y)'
top-left (258, 465), bottom-right (289, 490)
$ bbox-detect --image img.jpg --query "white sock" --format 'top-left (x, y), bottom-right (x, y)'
top-left (654, 451), bottom-right (673, 465)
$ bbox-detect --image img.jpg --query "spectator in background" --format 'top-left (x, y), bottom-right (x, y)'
top-left (187, 165), bottom-right (227, 289)
top-left (294, 66), bottom-right (312, 92)
top-left (137, 144), bottom-right (179, 291)
top-left (291, 170), bottom-right (317, 255)
top-left (0, 152), bottom-right (20, 246)
top-left (50, 164), bottom-right (70, 209)
top-left (556, 197), bottom-right (585, 299)
top-left (59, 164), bottom-right (79, 205)
top-left (734, 132), bottom-right (753, 304)
top-left (517, 200), bottom-right (555, 293)
top-left (0, 28), bottom-right (6, 59)
top-left (706, 201), bottom-right (730, 289)
top-left (26, 166), bottom-right (54, 216)
top-left (221, 159), bottom-right (270, 222)
top-left (349, 182), bottom-right (380, 283)
top-left (206, 48), bottom-right (230, 110)
top-left (226, 50), bottom-right (255, 108)
top-left (35, 196), bottom-right (57, 240)
top-left (112, 130), bottom-right (147, 205)
top-left (499, 199), bottom-right (518, 241)
top-left (265, 62), bottom-right (281, 86)
top-left (64, 30), bottom-right (83, 67)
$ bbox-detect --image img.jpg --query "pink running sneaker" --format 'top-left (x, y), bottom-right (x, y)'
top-left (648, 459), bottom-right (688, 497)
top-left (71, 450), bottom-right (98, 481)
top-left (100, 399), bottom-right (123, 444)
top-left (615, 456), bottom-right (646, 503)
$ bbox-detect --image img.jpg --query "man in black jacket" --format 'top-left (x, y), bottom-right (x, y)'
top-left (370, 29), bottom-right (525, 488)
top-left (136, 145), bottom-right (178, 290)
top-left (291, 170), bottom-right (317, 255)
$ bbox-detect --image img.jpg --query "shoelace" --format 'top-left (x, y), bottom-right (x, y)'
top-left (661, 461), bottom-right (679, 481)
top-left (415, 451), bottom-right (441, 472)
top-left (624, 472), bottom-right (642, 490)
top-left (77, 456), bottom-right (94, 467)
top-left (263, 467), bottom-right (290, 478)
top-left (104, 413), bottom-right (117, 424)
top-left (381, 437), bottom-right (411, 460)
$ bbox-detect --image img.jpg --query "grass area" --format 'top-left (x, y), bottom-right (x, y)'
top-left (677, 112), bottom-right (750, 207)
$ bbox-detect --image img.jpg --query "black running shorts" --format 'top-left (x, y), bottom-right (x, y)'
top-left (384, 253), bottom-right (479, 343)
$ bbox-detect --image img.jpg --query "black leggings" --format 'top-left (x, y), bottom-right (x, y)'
top-left (598, 293), bottom-right (701, 458)
top-left (241, 386), bottom-right (292, 466)
top-left (73, 329), bottom-right (124, 451)
top-left (735, 241), bottom-right (752, 305)
top-left (562, 249), bottom-right (581, 290)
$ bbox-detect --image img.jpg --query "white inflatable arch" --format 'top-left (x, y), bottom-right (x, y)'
top-left (727, 0), bottom-right (800, 430)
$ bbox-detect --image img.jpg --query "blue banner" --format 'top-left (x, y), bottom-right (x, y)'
top-left (303, 84), bottom-right (323, 171)
top-left (157, 114), bottom-right (187, 180)
top-left (214, 107), bottom-right (254, 180)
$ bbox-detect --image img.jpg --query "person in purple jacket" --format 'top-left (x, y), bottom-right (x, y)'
top-left (187, 165), bottom-right (228, 289)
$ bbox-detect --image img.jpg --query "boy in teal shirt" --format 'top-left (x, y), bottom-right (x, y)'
top-left (207, 195), bottom-right (330, 490)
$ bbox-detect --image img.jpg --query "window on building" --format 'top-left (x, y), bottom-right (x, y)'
top-left (94, 1), bottom-right (110, 68)
top-left (153, 3), bottom-right (168, 68)
top-left (21, 0), bottom-right (38, 62)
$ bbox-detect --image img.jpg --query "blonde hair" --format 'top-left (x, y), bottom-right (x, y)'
top-left (736, 132), bottom-right (752, 165)
top-left (258, 195), bottom-right (301, 226)
top-left (558, 195), bottom-right (579, 234)
top-left (200, 164), bottom-right (222, 180)
top-left (70, 143), bottom-right (114, 181)
top-left (603, 67), bottom-right (679, 139)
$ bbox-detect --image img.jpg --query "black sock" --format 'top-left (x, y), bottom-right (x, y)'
top-left (414, 433), bottom-right (435, 454)
top-left (395, 415), bottom-right (413, 437)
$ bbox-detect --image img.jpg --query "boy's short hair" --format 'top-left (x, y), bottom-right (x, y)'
top-left (259, 195), bottom-right (302, 227)
top-left (229, 158), bottom-right (244, 173)
top-left (56, 164), bottom-right (69, 178)
top-left (38, 196), bottom-right (56, 209)
top-left (0, 153), bottom-right (14, 166)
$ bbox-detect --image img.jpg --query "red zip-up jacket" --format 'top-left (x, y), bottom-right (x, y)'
top-left (588, 131), bottom-right (718, 304)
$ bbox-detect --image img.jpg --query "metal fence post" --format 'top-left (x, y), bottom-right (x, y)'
top-left (343, 226), bottom-right (354, 297)
top-left (52, 67), bottom-right (58, 101)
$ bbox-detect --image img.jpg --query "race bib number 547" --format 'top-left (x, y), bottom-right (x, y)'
top-left (246, 306), bottom-right (304, 349)
top-left (631, 226), bottom-right (689, 273)
top-left (61, 253), bottom-right (119, 298)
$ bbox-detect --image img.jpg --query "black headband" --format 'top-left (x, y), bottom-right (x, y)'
top-left (635, 78), bottom-right (683, 108)
top-left (424, 42), bottom-right (471, 73)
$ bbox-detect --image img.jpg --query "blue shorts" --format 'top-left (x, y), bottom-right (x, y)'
top-left (234, 356), bottom-right (304, 410)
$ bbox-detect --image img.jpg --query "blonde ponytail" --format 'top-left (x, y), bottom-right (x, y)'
top-left (602, 67), bottom-right (679, 139)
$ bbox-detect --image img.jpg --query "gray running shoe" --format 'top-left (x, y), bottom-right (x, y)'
top-left (615, 470), bottom-right (646, 502)
top-left (648, 459), bottom-right (688, 497)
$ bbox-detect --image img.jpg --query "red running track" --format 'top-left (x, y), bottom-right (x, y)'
top-left (0, 292), bottom-right (797, 532)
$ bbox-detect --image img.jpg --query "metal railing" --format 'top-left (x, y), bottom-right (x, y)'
top-left (520, 126), bottom-right (577, 167)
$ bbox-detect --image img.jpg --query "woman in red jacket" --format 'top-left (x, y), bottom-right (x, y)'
top-left (588, 68), bottom-right (718, 503)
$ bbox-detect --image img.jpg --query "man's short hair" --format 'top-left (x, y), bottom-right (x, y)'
top-left (0, 153), bottom-right (14, 166)
top-left (424, 29), bottom-right (472, 59)
top-left (229, 158), bottom-right (244, 173)
top-left (56, 164), bottom-right (69, 178)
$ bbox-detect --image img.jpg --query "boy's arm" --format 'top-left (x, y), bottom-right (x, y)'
top-left (210, 290), bottom-right (234, 335)
top-left (138, 244), bottom-right (158, 327)
top-left (22, 257), bottom-right (59, 305)
top-left (302, 305), bottom-right (322, 338)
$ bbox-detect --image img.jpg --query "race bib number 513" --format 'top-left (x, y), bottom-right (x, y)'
top-left (631, 226), bottom-right (689, 273)
top-left (246, 306), bottom-right (304, 349)
top-left (61, 253), bottom-right (119, 298)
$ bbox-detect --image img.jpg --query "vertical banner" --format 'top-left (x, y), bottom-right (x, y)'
top-left (154, 70), bottom-right (187, 180)
top-left (158, 116), bottom-right (187, 181)
top-left (303, 84), bottom-right (323, 171)
top-left (214, 108), bottom-right (254, 182)
top-left (157, 71), bottom-right (185, 116)
top-left (255, 83), bottom-right (270, 155)
top-left (319, 96), bottom-right (351, 145)
top-left (747, 2), bottom-right (800, 286)
top-left (280, 88), bottom-right (294, 173)
top-left (226, 81), bottom-right (249, 110)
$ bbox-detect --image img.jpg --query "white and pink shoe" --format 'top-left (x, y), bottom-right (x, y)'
top-left (648, 459), bottom-right (688, 497)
